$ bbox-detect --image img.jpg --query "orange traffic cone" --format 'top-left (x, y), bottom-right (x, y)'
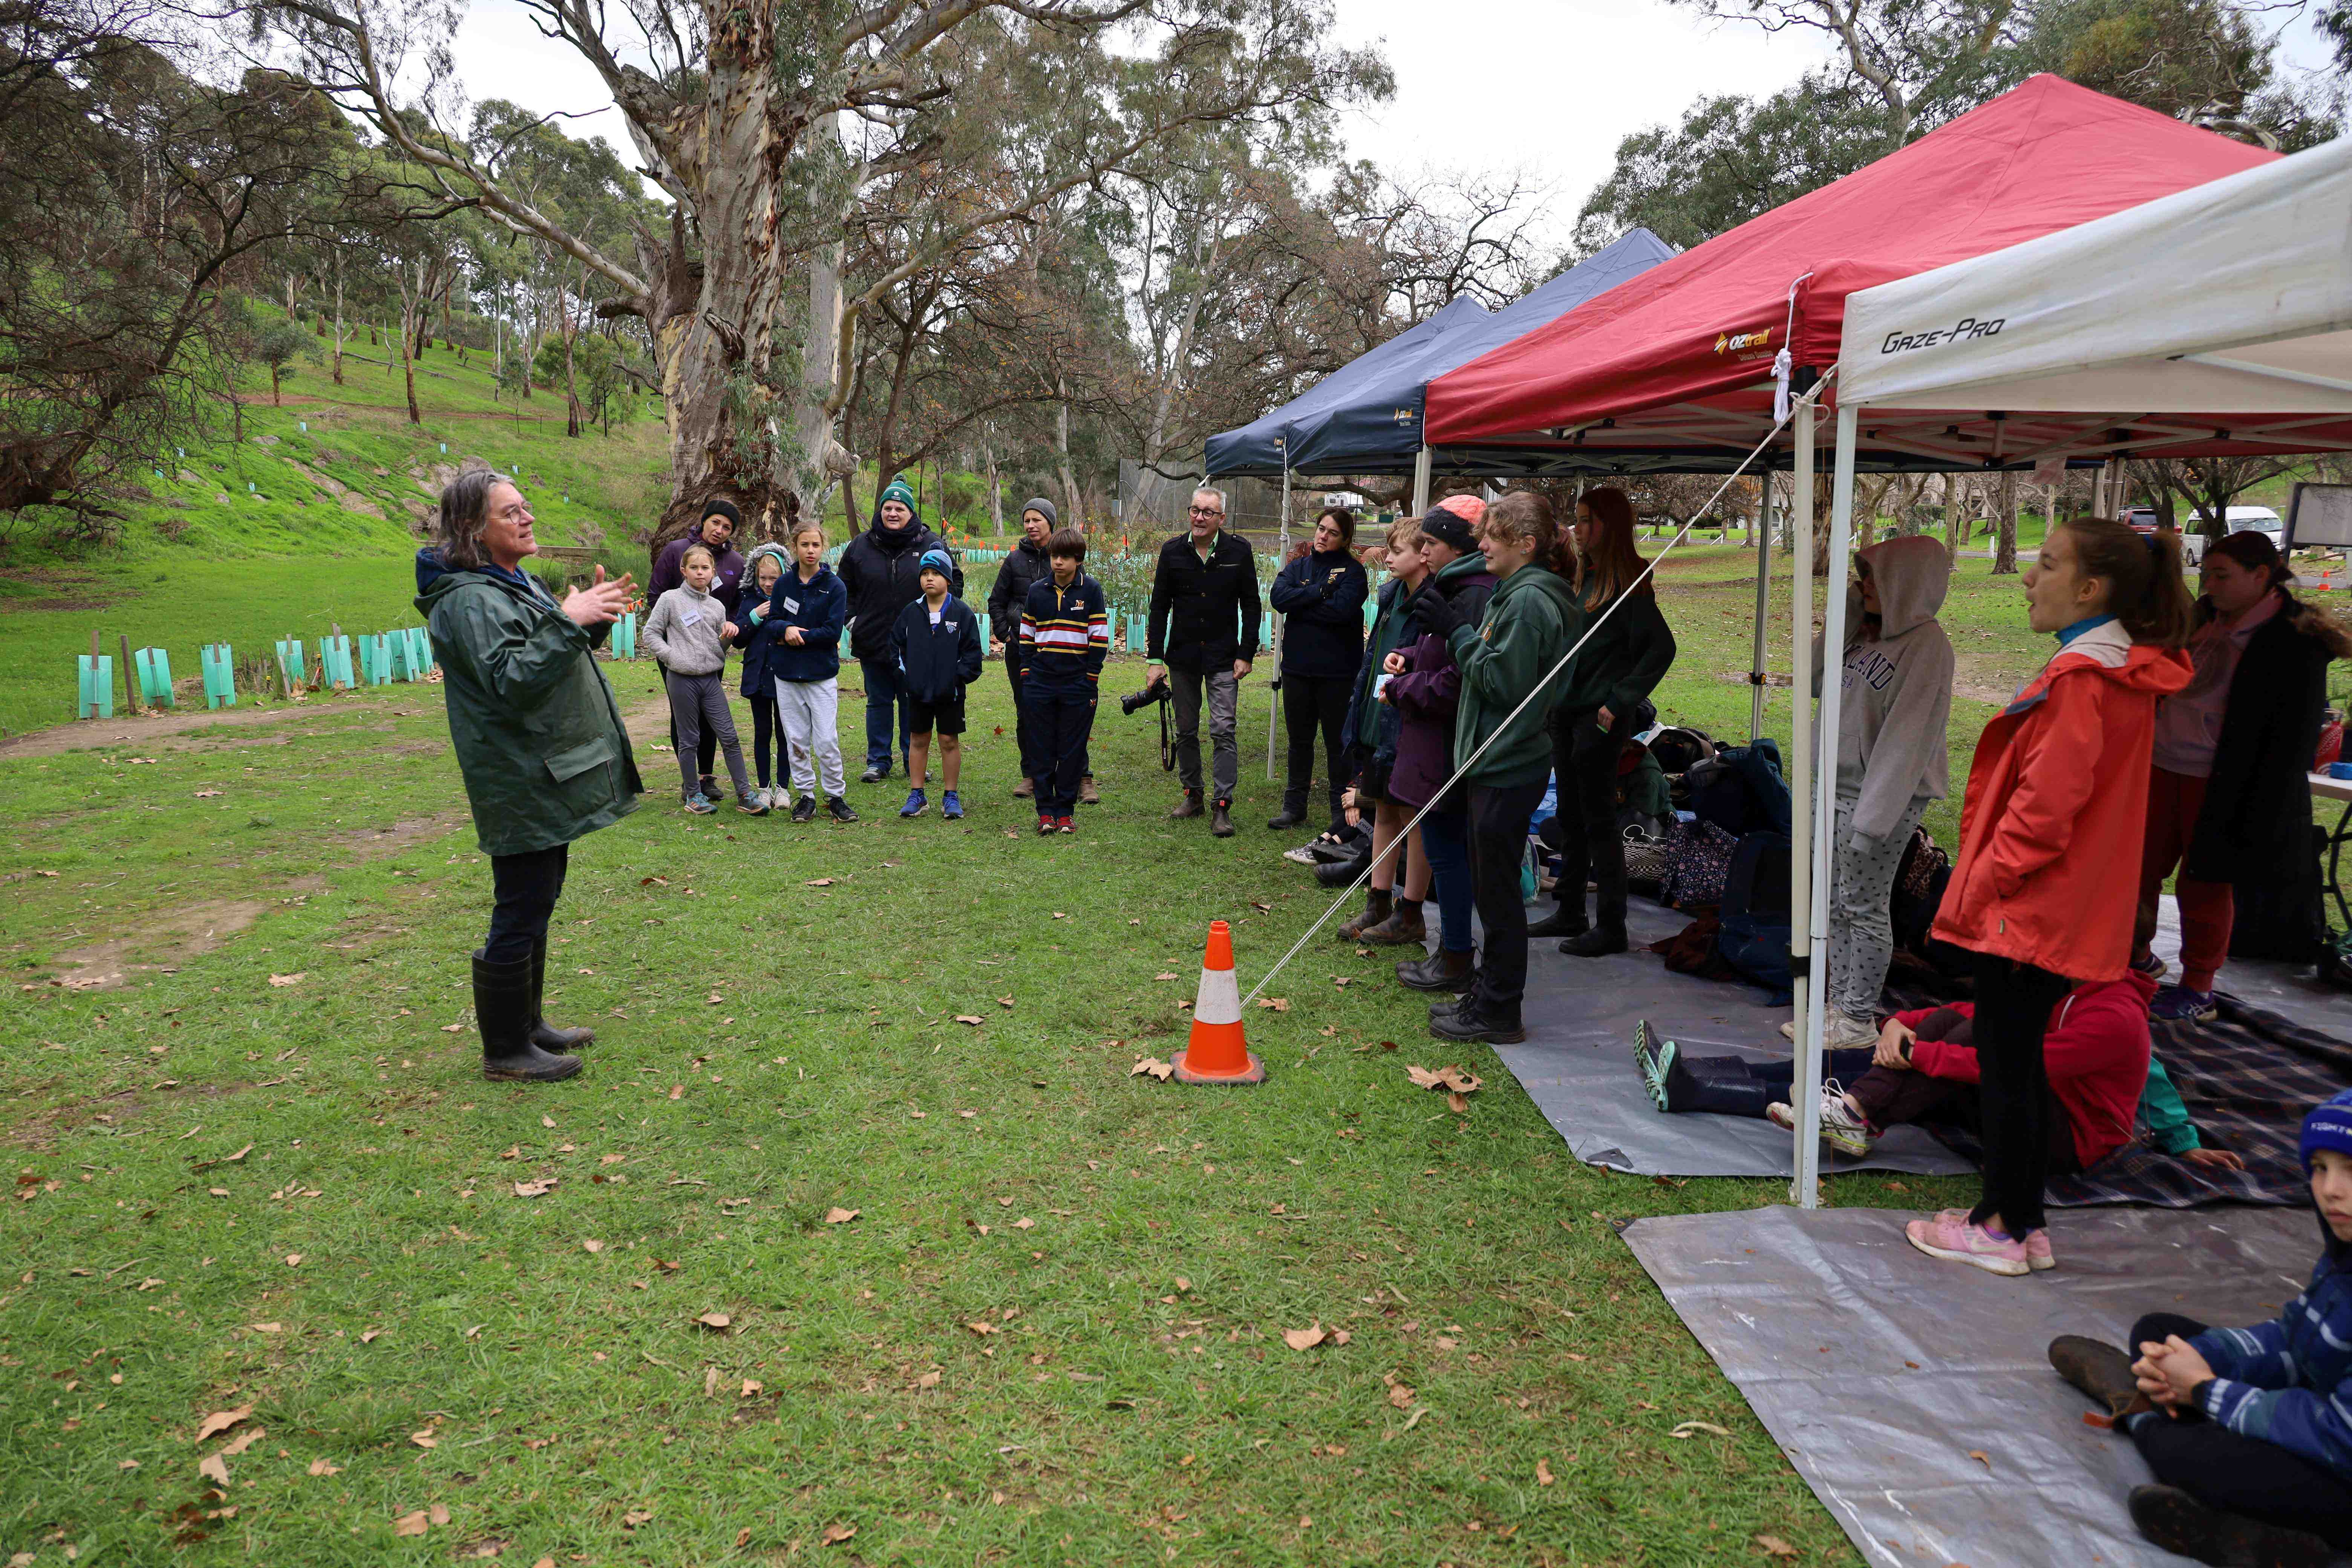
top-left (1173, 920), bottom-right (1265, 1085)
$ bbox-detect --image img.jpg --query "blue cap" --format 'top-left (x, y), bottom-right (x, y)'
top-left (919, 548), bottom-right (954, 581)
top-left (2302, 1089), bottom-right (2352, 1173)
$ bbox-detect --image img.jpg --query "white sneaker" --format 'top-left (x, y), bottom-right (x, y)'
top-left (1824, 1010), bottom-right (1880, 1049)
top-left (1767, 1085), bottom-right (1876, 1159)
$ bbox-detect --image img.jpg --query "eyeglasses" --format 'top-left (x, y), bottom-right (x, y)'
top-left (1188, 506), bottom-right (1224, 518)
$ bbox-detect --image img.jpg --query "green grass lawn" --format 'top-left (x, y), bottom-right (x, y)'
top-left (3, 360), bottom-right (2341, 1564)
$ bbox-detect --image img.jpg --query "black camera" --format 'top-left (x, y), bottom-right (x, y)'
top-left (1119, 672), bottom-right (1170, 715)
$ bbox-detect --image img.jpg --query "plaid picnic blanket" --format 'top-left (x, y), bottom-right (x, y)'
top-left (1880, 970), bottom-right (2352, 1208)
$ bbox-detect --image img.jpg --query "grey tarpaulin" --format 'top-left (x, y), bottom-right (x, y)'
top-left (1621, 1203), bottom-right (2329, 1568)
top-left (1496, 901), bottom-right (1975, 1179)
top-left (2149, 893), bottom-right (2351, 1041)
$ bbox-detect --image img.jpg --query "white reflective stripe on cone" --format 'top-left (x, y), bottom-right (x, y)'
top-left (1194, 965), bottom-right (1243, 1027)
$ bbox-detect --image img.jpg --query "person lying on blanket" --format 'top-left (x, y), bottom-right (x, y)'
top-left (1636, 971), bottom-right (2244, 1173)
top-left (2045, 1090), bottom-right (2352, 1568)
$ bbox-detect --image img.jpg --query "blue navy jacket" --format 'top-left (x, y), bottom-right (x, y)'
top-left (891, 593), bottom-right (985, 704)
top-left (2190, 1225), bottom-right (2352, 1479)
top-left (759, 564), bottom-right (847, 684)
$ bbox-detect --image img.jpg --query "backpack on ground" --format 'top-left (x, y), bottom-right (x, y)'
top-left (1713, 829), bottom-right (1793, 999)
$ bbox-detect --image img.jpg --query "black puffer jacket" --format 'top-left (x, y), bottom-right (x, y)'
top-left (987, 538), bottom-right (1052, 654)
top-left (837, 504), bottom-right (962, 663)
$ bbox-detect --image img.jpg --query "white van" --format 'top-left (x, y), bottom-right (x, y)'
top-left (2182, 505), bottom-right (2283, 565)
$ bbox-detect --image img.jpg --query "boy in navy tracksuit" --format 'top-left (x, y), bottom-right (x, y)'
top-left (1018, 527), bottom-right (1109, 834)
top-left (2048, 1089), bottom-right (2352, 1565)
top-left (890, 548), bottom-right (983, 820)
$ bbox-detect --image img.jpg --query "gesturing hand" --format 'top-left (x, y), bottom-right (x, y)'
top-left (561, 565), bottom-right (633, 628)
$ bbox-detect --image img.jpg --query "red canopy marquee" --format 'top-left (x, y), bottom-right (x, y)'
top-left (1423, 76), bottom-right (2296, 473)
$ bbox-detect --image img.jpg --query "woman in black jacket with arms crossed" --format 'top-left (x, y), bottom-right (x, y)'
top-left (1268, 507), bottom-right (1370, 834)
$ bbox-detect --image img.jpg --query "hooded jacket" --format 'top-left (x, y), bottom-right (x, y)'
top-left (838, 503), bottom-right (962, 663)
top-left (1446, 564), bottom-right (1580, 788)
top-left (987, 537), bottom-right (1053, 656)
top-left (1817, 536), bottom-right (1955, 843)
top-left (892, 592), bottom-right (985, 704)
top-left (1553, 577), bottom-right (1676, 720)
top-left (2186, 1094), bottom-right (2352, 1481)
top-left (1384, 555), bottom-right (1498, 810)
top-left (1932, 620), bottom-right (2192, 981)
top-left (414, 550), bottom-right (641, 857)
top-left (1892, 971), bottom-right (2157, 1170)
top-left (760, 560), bottom-right (847, 684)
top-left (733, 545), bottom-right (793, 698)
top-left (642, 582), bottom-right (731, 676)
top-left (1340, 575), bottom-right (1413, 763)
top-left (1268, 547), bottom-right (1369, 679)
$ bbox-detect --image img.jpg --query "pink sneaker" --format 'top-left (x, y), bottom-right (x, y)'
top-left (2023, 1229), bottom-right (2055, 1272)
top-left (1905, 1210), bottom-right (2029, 1276)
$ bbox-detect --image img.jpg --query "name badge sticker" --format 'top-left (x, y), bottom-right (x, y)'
top-left (782, 597), bottom-right (800, 614)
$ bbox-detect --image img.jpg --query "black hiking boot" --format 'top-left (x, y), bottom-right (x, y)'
top-left (1210, 800), bottom-right (1234, 838)
top-left (1169, 790), bottom-right (1205, 820)
top-left (528, 938), bottom-right (594, 1051)
top-left (1429, 998), bottom-right (1526, 1045)
top-left (1268, 797), bottom-right (1308, 831)
top-left (1559, 925), bottom-right (1629, 958)
top-left (1396, 948), bottom-right (1475, 994)
top-left (475, 953), bottom-right (581, 1083)
top-left (1317, 847), bottom-right (1372, 888)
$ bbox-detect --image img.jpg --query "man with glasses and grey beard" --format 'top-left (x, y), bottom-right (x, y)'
top-left (1144, 486), bottom-right (1261, 837)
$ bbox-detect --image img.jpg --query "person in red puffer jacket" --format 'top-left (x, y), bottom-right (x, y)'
top-left (1907, 518), bottom-right (2194, 1279)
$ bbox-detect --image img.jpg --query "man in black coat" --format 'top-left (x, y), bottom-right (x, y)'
top-left (989, 498), bottom-right (1058, 801)
top-left (838, 476), bottom-right (961, 783)
top-left (1145, 485), bottom-right (1261, 837)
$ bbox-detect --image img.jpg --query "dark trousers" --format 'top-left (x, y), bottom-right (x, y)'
top-left (1466, 778), bottom-right (1545, 1021)
top-left (1550, 704), bottom-right (1634, 929)
top-left (2127, 1313), bottom-right (2352, 1549)
top-left (660, 662), bottom-right (719, 781)
top-left (1416, 802), bottom-right (1476, 955)
top-left (1027, 687), bottom-right (1096, 816)
top-left (747, 691), bottom-right (779, 787)
top-left (1005, 652), bottom-right (1037, 781)
top-left (484, 844), bottom-right (568, 966)
top-left (1969, 951), bottom-right (2075, 1236)
top-left (1669, 1048), bottom-right (1878, 1117)
top-left (859, 656), bottom-right (912, 772)
top-left (1282, 672), bottom-right (1353, 830)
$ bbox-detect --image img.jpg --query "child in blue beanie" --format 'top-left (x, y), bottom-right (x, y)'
top-left (890, 547), bottom-right (982, 819)
top-left (2047, 1089), bottom-right (2352, 1565)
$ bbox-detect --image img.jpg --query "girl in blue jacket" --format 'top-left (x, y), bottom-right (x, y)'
top-left (2050, 1089), bottom-right (2352, 1565)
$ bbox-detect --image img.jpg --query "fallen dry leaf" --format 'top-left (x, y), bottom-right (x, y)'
top-left (1968, 1448), bottom-right (1991, 1470)
top-left (248, 1322), bottom-right (282, 1334)
top-left (441, 1023), bottom-right (466, 1034)
top-left (954, 1014), bottom-right (985, 1026)
top-left (1283, 1323), bottom-right (1328, 1351)
top-left (824, 1207), bottom-right (859, 1224)
top-left (1755, 1536), bottom-right (1799, 1560)
top-left (1257, 997), bottom-right (1289, 1012)
top-left (193, 1406), bottom-right (252, 1444)
top-left (1012, 1217), bottom-right (1035, 1230)
top-left (1154, 971), bottom-right (1180, 981)
top-left (917, 1371), bottom-right (941, 1389)
top-left (283, 1253), bottom-right (302, 1266)
top-left (198, 1453), bottom-right (230, 1485)
top-left (996, 996), bottom-right (1015, 1008)
top-left (805, 877), bottom-right (835, 887)
top-left (217, 1427), bottom-right (264, 1458)
top-left (1130, 1057), bottom-right (1174, 1081)
top-left (1671, 1419), bottom-right (1731, 1439)
top-left (1386, 1383), bottom-right (1416, 1409)
top-left (1447, 1091), bottom-right (1470, 1114)
top-left (821, 1522), bottom-right (856, 1546)
top-left (308, 1458), bottom-right (342, 1476)
top-left (1050, 911), bottom-right (1067, 920)
top-left (360, 1327), bottom-right (381, 1343)
top-left (1537, 1458), bottom-right (1556, 1486)
top-left (965, 1320), bottom-right (998, 1337)
top-left (511, 1179), bottom-right (556, 1198)
top-left (266, 972), bottom-right (305, 987)
top-left (409, 1430), bottom-right (437, 1449)
top-left (695, 1312), bottom-right (732, 1331)
top-left (736, 1528), bottom-right (753, 1548)
top-left (392, 1510), bottom-right (430, 1538)
top-left (623, 1510), bottom-right (653, 1528)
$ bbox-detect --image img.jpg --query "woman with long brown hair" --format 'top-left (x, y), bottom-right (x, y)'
top-left (1532, 486), bottom-right (1677, 958)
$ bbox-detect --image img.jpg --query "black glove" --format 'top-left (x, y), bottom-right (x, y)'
top-left (1407, 587), bottom-right (1466, 640)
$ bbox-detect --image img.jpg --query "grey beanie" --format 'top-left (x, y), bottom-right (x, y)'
top-left (1021, 496), bottom-right (1058, 528)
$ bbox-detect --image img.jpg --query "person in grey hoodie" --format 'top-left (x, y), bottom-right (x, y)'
top-left (642, 543), bottom-right (756, 815)
top-left (1813, 535), bottom-right (1954, 1047)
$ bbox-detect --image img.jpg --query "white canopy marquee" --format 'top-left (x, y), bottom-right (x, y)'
top-left (1783, 133), bottom-right (2352, 1197)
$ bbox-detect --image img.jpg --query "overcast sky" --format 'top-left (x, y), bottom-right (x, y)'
top-left (448, 0), bottom-right (2340, 243)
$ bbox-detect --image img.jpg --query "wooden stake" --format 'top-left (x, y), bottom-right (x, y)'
top-left (120, 632), bottom-right (139, 715)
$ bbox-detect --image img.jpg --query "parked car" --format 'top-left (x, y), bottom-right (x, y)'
top-left (2121, 505), bottom-right (2164, 535)
top-left (2182, 505), bottom-right (2283, 565)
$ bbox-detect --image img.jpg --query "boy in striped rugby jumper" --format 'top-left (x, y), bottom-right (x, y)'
top-left (1018, 527), bottom-right (1109, 833)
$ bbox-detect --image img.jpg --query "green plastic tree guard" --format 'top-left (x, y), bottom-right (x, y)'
top-left (610, 611), bottom-right (636, 660)
top-left (1129, 614), bottom-right (1145, 652)
top-left (200, 643), bottom-right (237, 708)
top-left (77, 654), bottom-right (113, 719)
top-left (359, 634), bottom-right (391, 686)
top-left (318, 635), bottom-right (355, 691)
top-left (384, 631), bottom-right (414, 681)
top-left (275, 638), bottom-right (306, 688)
top-left (134, 647), bottom-right (175, 709)
top-left (404, 627), bottom-right (432, 676)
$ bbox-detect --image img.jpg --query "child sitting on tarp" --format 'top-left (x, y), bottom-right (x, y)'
top-left (2047, 1090), bottom-right (2352, 1567)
